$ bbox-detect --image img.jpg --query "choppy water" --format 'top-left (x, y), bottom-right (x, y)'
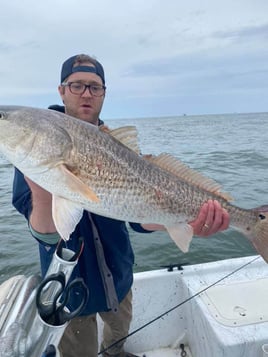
top-left (1, 112), bottom-right (268, 283)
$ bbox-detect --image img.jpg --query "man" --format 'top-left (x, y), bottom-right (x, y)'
top-left (12, 54), bottom-right (229, 357)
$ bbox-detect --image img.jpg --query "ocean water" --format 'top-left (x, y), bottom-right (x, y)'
top-left (0, 112), bottom-right (268, 283)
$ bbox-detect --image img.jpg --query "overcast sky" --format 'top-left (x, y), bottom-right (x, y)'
top-left (1, 0), bottom-right (268, 119)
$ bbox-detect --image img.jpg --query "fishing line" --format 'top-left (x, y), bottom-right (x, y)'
top-left (98, 255), bottom-right (260, 355)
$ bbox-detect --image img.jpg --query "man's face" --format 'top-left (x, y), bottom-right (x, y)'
top-left (58, 67), bottom-right (105, 125)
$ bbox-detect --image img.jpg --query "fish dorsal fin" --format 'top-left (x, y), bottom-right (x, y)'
top-left (100, 125), bottom-right (140, 154)
top-left (144, 153), bottom-right (233, 201)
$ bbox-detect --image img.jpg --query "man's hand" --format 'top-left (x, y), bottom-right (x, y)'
top-left (189, 199), bottom-right (229, 237)
top-left (142, 199), bottom-right (229, 236)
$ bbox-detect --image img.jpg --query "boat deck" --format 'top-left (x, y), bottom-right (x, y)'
top-left (134, 345), bottom-right (192, 356)
top-left (97, 255), bottom-right (268, 357)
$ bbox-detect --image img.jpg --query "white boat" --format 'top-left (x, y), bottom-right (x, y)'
top-left (1, 254), bottom-right (268, 356)
top-left (106, 255), bottom-right (268, 357)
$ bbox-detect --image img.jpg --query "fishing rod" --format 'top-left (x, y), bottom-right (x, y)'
top-left (98, 255), bottom-right (260, 355)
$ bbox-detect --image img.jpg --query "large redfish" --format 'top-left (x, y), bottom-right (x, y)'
top-left (0, 106), bottom-right (268, 261)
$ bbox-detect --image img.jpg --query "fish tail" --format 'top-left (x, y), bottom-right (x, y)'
top-left (251, 207), bottom-right (268, 263)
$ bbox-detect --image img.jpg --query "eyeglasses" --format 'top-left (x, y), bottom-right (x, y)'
top-left (62, 82), bottom-right (106, 97)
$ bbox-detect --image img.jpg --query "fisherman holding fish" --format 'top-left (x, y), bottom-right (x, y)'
top-left (11, 54), bottom-right (229, 357)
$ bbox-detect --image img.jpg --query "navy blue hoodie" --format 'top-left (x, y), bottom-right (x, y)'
top-left (12, 106), bottom-right (150, 315)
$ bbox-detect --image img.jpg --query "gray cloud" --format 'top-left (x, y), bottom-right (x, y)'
top-left (213, 23), bottom-right (268, 41)
top-left (124, 49), bottom-right (268, 81)
top-left (0, 0), bottom-right (267, 118)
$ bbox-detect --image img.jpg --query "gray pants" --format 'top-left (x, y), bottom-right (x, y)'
top-left (58, 290), bottom-right (132, 357)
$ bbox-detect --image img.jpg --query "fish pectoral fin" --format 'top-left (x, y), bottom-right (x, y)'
top-left (165, 223), bottom-right (194, 253)
top-left (52, 195), bottom-right (84, 241)
top-left (60, 164), bottom-right (100, 203)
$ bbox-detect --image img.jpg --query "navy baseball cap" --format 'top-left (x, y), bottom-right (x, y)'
top-left (60, 55), bottom-right (105, 84)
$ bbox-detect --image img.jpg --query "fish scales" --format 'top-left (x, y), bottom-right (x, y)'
top-left (35, 113), bottom-right (268, 247)
top-left (0, 106), bottom-right (268, 261)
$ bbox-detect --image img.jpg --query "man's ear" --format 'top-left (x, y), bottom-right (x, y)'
top-left (58, 85), bottom-right (66, 104)
top-left (58, 85), bottom-right (65, 96)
